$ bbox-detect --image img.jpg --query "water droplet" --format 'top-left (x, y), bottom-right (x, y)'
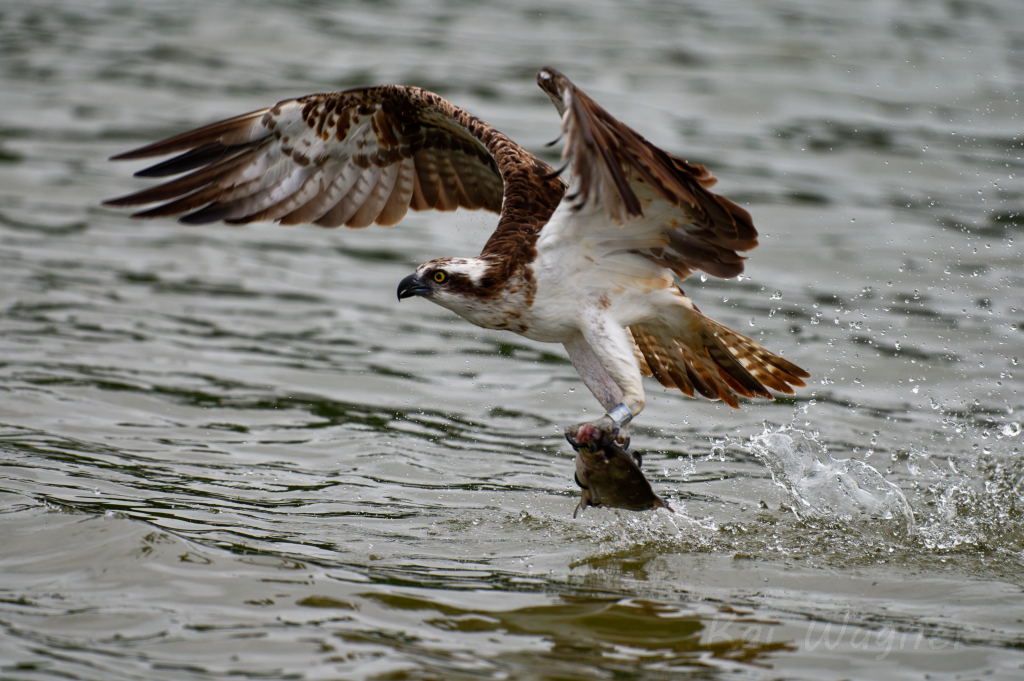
top-left (770, 290), bottom-right (782, 300)
top-left (895, 341), bottom-right (901, 350)
top-left (700, 274), bottom-right (708, 282)
top-left (749, 317), bottom-right (756, 327)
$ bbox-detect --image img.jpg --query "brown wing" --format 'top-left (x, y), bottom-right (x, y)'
top-left (536, 67), bottom-right (757, 279)
top-left (103, 86), bottom-right (529, 229)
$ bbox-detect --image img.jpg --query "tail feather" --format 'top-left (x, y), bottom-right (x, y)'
top-left (630, 325), bottom-right (684, 393)
top-left (629, 323), bottom-right (741, 408)
top-left (680, 345), bottom-right (730, 404)
top-left (701, 332), bottom-right (770, 398)
top-left (626, 327), bottom-right (654, 378)
top-left (629, 311), bottom-right (809, 409)
top-left (702, 317), bottom-right (808, 394)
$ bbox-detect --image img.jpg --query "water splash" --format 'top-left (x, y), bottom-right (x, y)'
top-left (568, 500), bottom-right (721, 566)
top-left (906, 427), bottom-right (1024, 553)
top-left (747, 425), bottom-right (915, 539)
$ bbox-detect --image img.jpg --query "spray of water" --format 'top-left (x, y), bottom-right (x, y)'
top-left (746, 425), bottom-right (915, 541)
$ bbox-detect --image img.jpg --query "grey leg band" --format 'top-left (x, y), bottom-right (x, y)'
top-left (606, 403), bottom-right (633, 428)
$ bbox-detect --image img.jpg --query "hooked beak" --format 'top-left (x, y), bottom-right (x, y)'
top-left (397, 273), bottom-right (432, 301)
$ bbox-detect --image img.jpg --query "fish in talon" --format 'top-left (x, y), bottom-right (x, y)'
top-left (567, 423), bottom-right (672, 517)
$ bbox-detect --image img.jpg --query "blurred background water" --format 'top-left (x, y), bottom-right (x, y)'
top-left (1, 0), bottom-right (1023, 679)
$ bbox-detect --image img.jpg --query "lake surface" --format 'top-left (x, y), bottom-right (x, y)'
top-left (2, 0), bottom-right (1023, 678)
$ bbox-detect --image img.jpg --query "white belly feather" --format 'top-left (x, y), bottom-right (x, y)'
top-left (522, 196), bottom-right (689, 344)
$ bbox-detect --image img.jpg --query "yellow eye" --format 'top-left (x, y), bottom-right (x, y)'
top-left (433, 270), bottom-right (447, 283)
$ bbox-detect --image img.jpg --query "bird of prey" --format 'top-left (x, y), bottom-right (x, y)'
top-left (104, 67), bottom-right (809, 442)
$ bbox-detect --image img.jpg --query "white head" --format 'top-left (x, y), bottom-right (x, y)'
top-left (396, 257), bottom-right (502, 325)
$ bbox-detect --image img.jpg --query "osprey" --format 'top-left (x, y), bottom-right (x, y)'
top-left (105, 68), bottom-right (808, 441)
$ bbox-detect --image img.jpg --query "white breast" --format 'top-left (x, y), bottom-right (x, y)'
top-left (521, 194), bottom-right (681, 343)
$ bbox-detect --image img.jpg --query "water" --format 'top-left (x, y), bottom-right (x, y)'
top-left (2, 0), bottom-right (1023, 678)
top-left (746, 426), bottom-right (915, 538)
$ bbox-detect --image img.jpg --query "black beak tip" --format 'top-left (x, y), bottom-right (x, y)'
top-left (397, 273), bottom-right (430, 301)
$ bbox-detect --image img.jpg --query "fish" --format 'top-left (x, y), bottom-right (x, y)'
top-left (565, 423), bottom-right (673, 518)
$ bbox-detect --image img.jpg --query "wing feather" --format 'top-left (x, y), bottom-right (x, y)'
top-left (536, 67), bottom-right (758, 280)
top-left (129, 142), bottom-right (262, 178)
top-left (104, 87), bottom-right (516, 230)
top-left (411, 148), bottom-right (441, 209)
top-left (434, 153), bottom-right (461, 211)
top-left (314, 165), bottom-right (383, 228)
top-left (103, 150), bottom-right (263, 208)
top-left (376, 157), bottom-right (415, 226)
top-left (181, 161), bottom-right (314, 224)
top-left (109, 109), bottom-right (272, 162)
top-left (345, 164), bottom-right (397, 228)
top-left (242, 168), bottom-right (331, 223)
top-left (280, 162), bottom-right (361, 225)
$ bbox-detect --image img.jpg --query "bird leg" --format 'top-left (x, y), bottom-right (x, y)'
top-left (605, 402), bottom-right (633, 429)
top-left (562, 329), bottom-right (643, 449)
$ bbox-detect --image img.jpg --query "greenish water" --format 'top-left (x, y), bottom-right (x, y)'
top-left (1, 1), bottom-right (1022, 679)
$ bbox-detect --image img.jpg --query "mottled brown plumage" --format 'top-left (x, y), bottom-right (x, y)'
top-left (105, 85), bottom-right (566, 297)
top-left (105, 69), bottom-right (809, 418)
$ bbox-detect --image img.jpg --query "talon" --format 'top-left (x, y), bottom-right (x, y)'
top-left (632, 451), bottom-right (643, 468)
top-left (564, 431), bottom-right (581, 451)
top-left (573, 472), bottom-right (588, 489)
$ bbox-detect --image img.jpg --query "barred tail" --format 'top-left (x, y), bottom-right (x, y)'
top-left (628, 312), bottom-right (809, 409)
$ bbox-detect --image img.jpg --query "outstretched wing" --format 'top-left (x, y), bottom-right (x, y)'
top-left (535, 68), bottom-right (808, 407)
top-left (104, 86), bottom-right (516, 228)
top-left (536, 67), bottom-right (757, 279)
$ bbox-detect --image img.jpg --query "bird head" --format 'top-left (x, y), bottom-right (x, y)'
top-left (397, 257), bottom-right (498, 322)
